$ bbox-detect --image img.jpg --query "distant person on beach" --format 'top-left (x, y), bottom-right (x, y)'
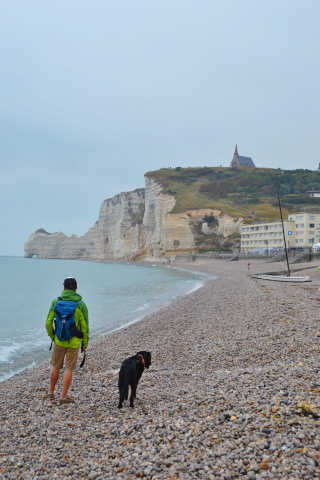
top-left (43, 277), bottom-right (89, 404)
top-left (248, 263), bottom-right (251, 270)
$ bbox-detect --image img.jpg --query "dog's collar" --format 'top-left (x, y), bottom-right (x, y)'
top-left (138, 354), bottom-right (146, 367)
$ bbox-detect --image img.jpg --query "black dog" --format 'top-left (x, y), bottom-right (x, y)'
top-left (118, 351), bottom-right (151, 408)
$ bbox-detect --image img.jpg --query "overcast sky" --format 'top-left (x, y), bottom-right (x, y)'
top-left (1, 0), bottom-right (319, 256)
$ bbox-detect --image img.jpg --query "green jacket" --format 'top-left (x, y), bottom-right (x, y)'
top-left (46, 290), bottom-right (89, 348)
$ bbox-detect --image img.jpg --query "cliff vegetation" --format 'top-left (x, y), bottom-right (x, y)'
top-left (146, 166), bottom-right (320, 223)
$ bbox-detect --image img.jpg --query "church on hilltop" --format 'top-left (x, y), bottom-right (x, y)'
top-left (230, 145), bottom-right (255, 168)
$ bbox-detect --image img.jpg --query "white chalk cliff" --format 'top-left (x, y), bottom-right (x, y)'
top-left (24, 177), bottom-right (243, 260)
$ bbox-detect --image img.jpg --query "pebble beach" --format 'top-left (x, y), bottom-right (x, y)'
top-left (1, 258), bottom-right (320, 480)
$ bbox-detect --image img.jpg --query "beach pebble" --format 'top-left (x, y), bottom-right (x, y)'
top-left (1, 260), bottom-right (320, 479)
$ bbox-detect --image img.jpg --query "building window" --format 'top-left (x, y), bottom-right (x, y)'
top-left (310, 224), bottom-right (315, 228)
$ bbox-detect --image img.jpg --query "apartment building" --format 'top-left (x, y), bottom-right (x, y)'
top-left (287, 212), bottom-right (320, 248)
top-left (240, 212), bottom-right (320, 254)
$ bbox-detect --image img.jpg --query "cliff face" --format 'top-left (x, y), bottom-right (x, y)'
top-left (95, 188), bottom-right (146, 259)
top-left (24, 178), bottom-right (243, 260)
top-left (24, 189), bottom-right (146, 260)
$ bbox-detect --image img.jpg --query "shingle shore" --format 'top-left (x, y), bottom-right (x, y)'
top-left (1, 259), bottom-right (320, 480)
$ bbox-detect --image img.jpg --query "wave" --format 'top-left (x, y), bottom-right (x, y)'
top-left (131, 303), bottom-right (150, 313)
top-left (0, 342), bottom-right (22, 363)
top-left (0, 361), bottom-right (37, 383)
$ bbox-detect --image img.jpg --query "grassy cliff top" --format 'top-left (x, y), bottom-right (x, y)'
top-left (145, 166), bottom-right (320, 222)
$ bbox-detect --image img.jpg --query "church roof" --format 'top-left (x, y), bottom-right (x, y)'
top-left (237, 155), bottom-right (255, 167)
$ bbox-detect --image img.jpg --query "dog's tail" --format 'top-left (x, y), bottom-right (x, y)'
top-left (119, 369), bottom-right (129, 400)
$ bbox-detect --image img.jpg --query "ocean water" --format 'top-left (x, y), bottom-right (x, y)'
top-left (0, 256), bottom-right (211, 382)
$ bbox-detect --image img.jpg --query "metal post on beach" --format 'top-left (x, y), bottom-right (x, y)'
top-left (278, 195), bottom-right (291, 276)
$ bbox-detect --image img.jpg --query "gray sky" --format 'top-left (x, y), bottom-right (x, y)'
top-left (1, 0), bottom-right (319, 256)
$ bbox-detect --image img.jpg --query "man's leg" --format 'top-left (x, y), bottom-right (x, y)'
top-left (60, 348), bottom-right (78, 401)
top-left (49, 367), bottom-right (60, 393)
top-left (61, 369), bottom-right (73, 399)
top-left (45, 344), bottom-right (65, 396)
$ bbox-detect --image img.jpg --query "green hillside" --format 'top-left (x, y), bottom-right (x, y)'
top-left (146, 166), bottom-right (320, 223)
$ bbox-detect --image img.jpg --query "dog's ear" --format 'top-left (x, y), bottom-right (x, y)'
top-left (147, 352), bottom-right (151, 366)
top-left (144, 351), bottom-right (152, 368)
top-left (137, 351), bottom-right (152, 368)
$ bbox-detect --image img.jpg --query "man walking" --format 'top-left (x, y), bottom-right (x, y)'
top-left (44, 277), bottom-right (89, 404)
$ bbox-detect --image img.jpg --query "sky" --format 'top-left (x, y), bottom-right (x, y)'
top-left (0, 0), bottom-right (319, 256)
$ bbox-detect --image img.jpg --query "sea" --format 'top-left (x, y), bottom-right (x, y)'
top-left (0, 256), bottom-right (211, 383)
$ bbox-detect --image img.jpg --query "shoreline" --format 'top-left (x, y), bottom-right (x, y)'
top-left (0, 260), bottom-right (212, 384)
top-left (1, 258), bottom-right (320, 479)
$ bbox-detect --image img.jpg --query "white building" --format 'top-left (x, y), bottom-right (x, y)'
top-left (307, 190), bottom-right (320, 198)
top-left (240, 212), bottom-right (320, 253)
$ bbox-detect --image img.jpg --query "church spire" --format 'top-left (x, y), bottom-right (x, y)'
top-left (235, 144), bottom-right (238, 156)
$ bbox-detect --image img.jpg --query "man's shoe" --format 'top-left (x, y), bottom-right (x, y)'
top-left (43, 393), bottom-right (54, 399)
top-left (59, 396), bottom-right (74, 404)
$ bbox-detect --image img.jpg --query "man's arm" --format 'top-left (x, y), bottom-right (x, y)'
top-left (45, 309), bottom-right (55, 339)
top-left (77, 310), bottom-right (89, 348)
top-left (79, 302), bottom-right (89, 333)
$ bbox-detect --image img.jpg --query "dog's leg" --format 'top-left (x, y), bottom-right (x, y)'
top-left (130, 382), bottom-right (137, 408)
top-left (118, 369), bottom-right (125, 408)
top-left (118, 389), bottom-right (124, 408)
